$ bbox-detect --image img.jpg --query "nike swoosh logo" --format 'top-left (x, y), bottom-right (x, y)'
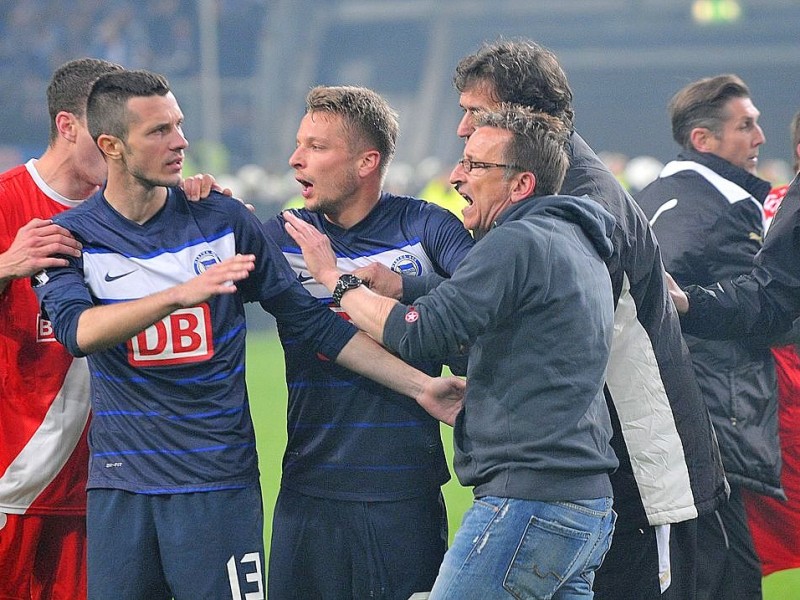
top-left (297, 273), bottom-right (314, 283)
top-left (104, 270), bottom-right (137, 282)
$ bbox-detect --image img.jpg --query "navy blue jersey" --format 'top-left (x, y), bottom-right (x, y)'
top-left (264, 193), bottom-right (475, 501)
top-left (34, 188), bottom-right (356, 494)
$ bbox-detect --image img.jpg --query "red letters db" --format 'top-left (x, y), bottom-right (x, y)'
top-left (127, 304), bottom-right (214, 366)
top-left (36, 314), bottom-right (58, 342)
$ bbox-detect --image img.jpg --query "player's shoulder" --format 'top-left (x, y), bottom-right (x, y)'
top-left (0, 164), bottom-right (32, 199)
top-left (381, 191), bottom-right (426, 209)
top-left (180, 188), bottom-right (255, 222)
top-left (180, 188), bottom-right (242, 208)
top-left (53, 190), bottom-right (102, 225)
top-left (380, 191), bottom-right (456, 221)
top-left (0, 163), bottom-right (27, 184)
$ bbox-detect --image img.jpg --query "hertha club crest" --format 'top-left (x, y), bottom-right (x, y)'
top-left (193, 250), bottom-right (222, 275)
top-left (391, 254), bottom-right (422, 276)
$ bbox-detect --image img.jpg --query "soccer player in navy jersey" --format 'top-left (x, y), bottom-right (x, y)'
top-left (33, 70), bottom-right (464, 600)
top-left (0, 57), bottom-right (241, 600)
top-left (263, 86), bottom-right (475, 599)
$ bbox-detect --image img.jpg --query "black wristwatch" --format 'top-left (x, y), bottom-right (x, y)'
top-left (332, 273), bottom-right (363, 306)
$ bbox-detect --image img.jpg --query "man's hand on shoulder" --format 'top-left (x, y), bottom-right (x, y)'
top-left (181, 173), bottom-right (255, 213)
top-left (0, 218), bottom-right (81, 288)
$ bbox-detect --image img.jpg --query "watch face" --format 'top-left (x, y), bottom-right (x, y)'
top-left (333, 274), bottom-right (363, 305)
top-left (341, 274), bottom-right (361, 286)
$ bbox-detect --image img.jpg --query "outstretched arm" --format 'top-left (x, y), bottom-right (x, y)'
top-left (75, 254), bottom-right (255, 354)
top-left (265, 273), bottom-right (465, 426)
top-left (337, 331), bottom-right (464, 425)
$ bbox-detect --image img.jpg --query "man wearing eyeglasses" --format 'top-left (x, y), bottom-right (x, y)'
top-left (283, 105), bottom-right (619, 599)
top-left (449, 40), bottom-right (728, 600)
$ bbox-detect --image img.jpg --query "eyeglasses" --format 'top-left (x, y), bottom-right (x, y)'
top-left (457, 158), bottom-right (521, 173)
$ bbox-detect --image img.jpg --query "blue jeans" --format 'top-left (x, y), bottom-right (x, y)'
top-left (429, 496), bottom-right (615, 600)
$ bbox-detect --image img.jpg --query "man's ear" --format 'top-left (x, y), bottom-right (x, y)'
top-left (510, 171), bottom-right (536, 203)
top-left (96, 134), bottom-right (122, 161)
top-left (357, 149), bottom-right (381, 178)
top-left (55, 111), bottom-right (79, 143)
top-left (689, 127), bottom-right (716, 153)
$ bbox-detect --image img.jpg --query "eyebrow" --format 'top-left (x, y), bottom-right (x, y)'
top-left (298, 135), bottom-right (328, 144)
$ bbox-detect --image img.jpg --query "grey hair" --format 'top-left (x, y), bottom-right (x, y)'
top-left (474, 104), bottom-right (570, 195)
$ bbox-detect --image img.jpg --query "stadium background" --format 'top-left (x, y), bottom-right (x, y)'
top-left (2, 0), bottom-right (799, 594)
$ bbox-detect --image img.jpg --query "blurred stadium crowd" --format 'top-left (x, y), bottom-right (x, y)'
top-left (1, 0), bottom-right (796, 217)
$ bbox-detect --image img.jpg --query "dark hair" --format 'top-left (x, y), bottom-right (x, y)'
top-left (46, 58), bottom-right (123, 143)
top-left (454, 39), bottom-right (575, 131)
top-left (668, 74), bottom-right (751, 150)
top-left (475, 104), bottom-right (570, 196)
top-left (87, 69), bottom-right (171, 142)
top-left (305, 85), bottom-right (399, 177)
top-left (791, 110), bottom-right (800, 173)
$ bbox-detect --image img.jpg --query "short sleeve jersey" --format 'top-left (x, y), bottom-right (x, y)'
top-left (0, 160), bottom-right (90, 515)
top-left (35, 187), bottom-right (352, 494)
top-left (264, 193), bottom-right (474, 501)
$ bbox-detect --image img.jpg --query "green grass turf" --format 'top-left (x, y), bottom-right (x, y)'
top-left (245, 329), bottom-right (474, 560)
top-left (247, 329), bottom-right (795, 596)
top-left (763, 568), bottom-right (800, 600)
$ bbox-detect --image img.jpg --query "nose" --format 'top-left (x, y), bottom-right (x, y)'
top-left (174, 128), bottom-right (188, 150)
top-left (449, 161), bottom-right (465, 185)
top-left (754, 124), bottom-right (766, 146)
top-left (289, 146), bottom-right (304, 168)
top-left (457, 112), bottom-right (475, 139)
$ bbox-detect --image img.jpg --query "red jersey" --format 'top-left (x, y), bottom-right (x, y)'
top-left (0, 160), bottom-right (90, 515)
top-left (743, 182), bottom-right (800, 575)
top-left (763, 183), bottom-right (789, 225)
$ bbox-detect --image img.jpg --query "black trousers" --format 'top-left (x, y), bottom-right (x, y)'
top-left (696, 484), bottom-right (762, 600)
top-left (594, 518), bottom-right (697, 600)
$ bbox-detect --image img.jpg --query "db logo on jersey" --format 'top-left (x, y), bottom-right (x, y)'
top-left (128, 304), bottom-right (214, 366)
top-left (36, 313), bottom-right (58, 342)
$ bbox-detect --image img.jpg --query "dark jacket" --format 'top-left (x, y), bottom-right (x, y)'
top-left (637, 150), bottom-right (783, 499)
top-left (565, 133), bottom-right (728, 528)
top-left (683, 173), bottom-right (800, 340)
top-left (383, 194), bottom-right (618, 502)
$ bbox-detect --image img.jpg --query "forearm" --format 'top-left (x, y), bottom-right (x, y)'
top-left (75, 286), bottom-right (185, 354)
top-left (74, 253), bottom-right (252, 354)
top-left (401, 273), bottom-right (446, 304)
top-left (681, 275), bottom-right (796, 340)
top-left (335, 330), bottom-right (428, 399)
top-left (315, 268), bottom-right (398, 343)
top-left (0, 254), bottom-right (18, 294)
